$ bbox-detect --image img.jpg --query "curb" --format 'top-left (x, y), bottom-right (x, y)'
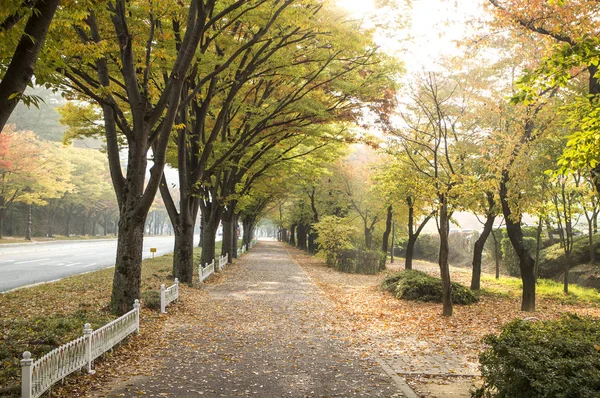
top-left (377, 358), bottom-right (420, 398)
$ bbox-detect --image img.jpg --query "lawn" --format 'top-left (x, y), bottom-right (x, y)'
top-left (0, 242), bottom-right (227, 397)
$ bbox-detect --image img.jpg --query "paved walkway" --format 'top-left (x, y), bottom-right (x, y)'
top-left (102, 241), bottom-right (409, 397)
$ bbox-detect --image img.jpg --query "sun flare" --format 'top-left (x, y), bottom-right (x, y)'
top-left (336, 0), bottom-right (376, 14)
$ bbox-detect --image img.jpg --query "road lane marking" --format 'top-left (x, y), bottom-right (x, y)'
top-left (64, 262), bottom-right (82, 267)
top-left (15, 258), bottom-right (49, 264)
top-left (0, 260), bottom-right (15, 264)
top-left (80, 263), bottom-right (98, 268)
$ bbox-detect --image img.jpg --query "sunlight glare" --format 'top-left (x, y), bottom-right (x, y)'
top-left (336, 0), bottom-right (376, 14)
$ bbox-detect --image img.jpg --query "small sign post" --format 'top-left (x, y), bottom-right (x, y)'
top-left (150, 247), bottom-right (157, 259)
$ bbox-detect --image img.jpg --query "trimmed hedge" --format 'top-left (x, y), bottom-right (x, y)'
top-left (474, 315), bottom-right (600, 398)
top-left (337, 248), bottom-right (384, 275)
top-left (381, 270), bottom-right (478, 305)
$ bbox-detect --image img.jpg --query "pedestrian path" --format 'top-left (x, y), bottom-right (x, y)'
top-left (102, 241), bottom-right (408, 397)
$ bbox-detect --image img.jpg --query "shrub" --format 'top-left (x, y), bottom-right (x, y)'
top-left (337, 249), bottom-right (382, 275)
top-left (501, 237), bottom-right (536, 277)
top-left (381, 270), bottom-right (478, 305)
top-left (313, 216), bottom-right (356, 267)
top-left (474, 315), bottom-right (600, 398)
top-left (141, 290), bottom-right (161, 311)
top-left (538, 234), bottom-right (600, 278)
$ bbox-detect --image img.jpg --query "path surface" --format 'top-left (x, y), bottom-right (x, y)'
top-left (100, 241), bottom-right (405, 397)
top-left (0, 236), bottom-right (182, 292)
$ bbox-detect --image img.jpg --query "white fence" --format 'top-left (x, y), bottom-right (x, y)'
top-left (21, 300), bottom-right (140, 398)
top-left (199, 259), bottom-right (215, 283)
top-left (160, 278), bottom-right (179, 313)
top-left (218, 254), bottom-right (228, 271)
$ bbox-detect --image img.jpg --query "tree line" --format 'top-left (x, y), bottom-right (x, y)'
top-left (1, 0), bottom-right (397, 314)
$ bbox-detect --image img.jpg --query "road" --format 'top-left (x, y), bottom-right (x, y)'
top-left (0, 236), bottom-right (185, 292)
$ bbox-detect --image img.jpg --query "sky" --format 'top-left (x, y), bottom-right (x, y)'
top-left (336, 0), bottom-right (487, 72)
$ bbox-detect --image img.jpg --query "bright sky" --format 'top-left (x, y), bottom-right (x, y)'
top-left (336, 0), bottom-right (487, 72)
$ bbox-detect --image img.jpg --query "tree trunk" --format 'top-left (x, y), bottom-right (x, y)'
top-left (0, 208), bottom-right (5, 239)
top-left (364, 221), bottom-right (373, 249)
top-left (404, 200), bottom-right (432, 270)
top-left (173, 219), bottom-right (195, 283)
top-left (198, 211), bottom-right (204, 247)
top-left (588, 216), bottom-right (595, 263)
top-left (201, 218), bottom-right (218, 267)
top-left (0, 0), bottom-right (60, 132)
top-left (25, 204), bottom-right (32, 241)
top-left (471, 211), bottom-right (495, 290)
top-left (405, 235), bottom-right (416, 270)
top-left (110, 217), bottom-right (145, 314)
top-left (290, 224), bottom-right (297, 246)
top-left (535, 215), bottom-right (543, 281)
top-left (222, 213), bottom-right (235, 262)
top-left (491, 229), bottom-right (501, 279)
top-left (297, 223), bottom-right (308, 251)
top-left (438, 196), bottom-right (452, 317)
top-left (500, 172), bottom-right (536, 312)
top-left (381, 205), bottom-right (393, 269)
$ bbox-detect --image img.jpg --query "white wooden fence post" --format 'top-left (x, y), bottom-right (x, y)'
top-left (84, 323), bottom-right (95, 374)
top-left (160, 284), bottom-right (166, 314)
top-left (175, 278), bottom-right (179, 302)
top-left (134, 299), bottom-right (140, 334)
top-left (21, 351), bottom-right (33, 398)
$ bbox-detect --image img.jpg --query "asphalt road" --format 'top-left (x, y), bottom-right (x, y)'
top-left (0, 236), bottom-right (185, 292)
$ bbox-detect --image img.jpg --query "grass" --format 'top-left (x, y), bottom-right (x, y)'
top-left (480, 274), bottom-right (600, 305)
top-left (0, 240), bottom-right (230, 396)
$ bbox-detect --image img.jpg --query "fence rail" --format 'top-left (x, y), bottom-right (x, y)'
top-left (160, 278), bottom-right (179, 313)
top-left (199, 259), bottom-right (215, 283)
top-left (21, 300), bottom-right (140, 398)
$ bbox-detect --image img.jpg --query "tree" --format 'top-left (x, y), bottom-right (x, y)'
top-left (0, 128), bottom-right (71, 238)
top-left (392, 72), bottom-right (475, 316)
top-left (0, 0), bottom-right (60, 133)
top-left (336, 145), bottom-right (388, 250)
top-left (488, 0), bottom-right (600, 194)
top-left (44, 0), bottom-right (262, 314)
top-left (374, 154), bottom-right (436, 270)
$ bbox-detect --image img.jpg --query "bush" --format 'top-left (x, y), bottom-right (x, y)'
top-left (337, 249), bottom-right (383, 275)
top-left (538, 234), bottom-right (600, 279)
top-left (381, 270), bottom-right (478, 305)
top-left (474, 315), bottom-right (600, 398)
top-left (501, 237), bottom-right (537, 277)
top-left (141, 290), bottom-right (162, 311)
top-left (313, 216), bottom-right (356, 267)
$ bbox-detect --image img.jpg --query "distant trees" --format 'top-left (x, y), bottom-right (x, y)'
top-left (0, 127), bottom-right (122, 240)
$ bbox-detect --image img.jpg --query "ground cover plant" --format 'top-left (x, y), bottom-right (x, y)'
top-left (382, 269), bottom-right (478, 305)
top-left (474, 315), bottom-right (600, 398)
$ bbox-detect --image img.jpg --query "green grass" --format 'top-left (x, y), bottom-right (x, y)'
top-left (480, 274), bottom-right (600, 305)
